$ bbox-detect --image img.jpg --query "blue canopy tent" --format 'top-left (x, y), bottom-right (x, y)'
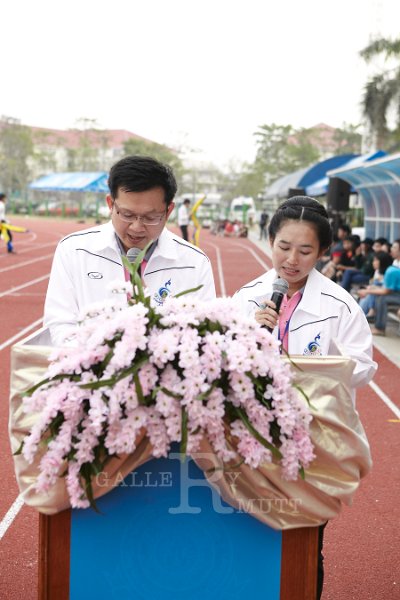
top-left (29, 172), bottom-right (109, 193)
top-left (305, 151), bottom-right (387, 197)
top-left (265, 154), bottom-right (359, 201)
top-left (29, 172), bottom-right (109, 218)
top-left (327, 152), bottom-right (400, 242)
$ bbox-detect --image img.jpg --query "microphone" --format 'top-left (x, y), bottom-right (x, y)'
top-left (126, 247), bottom-right (141, 263)
top-left (266, 277), bottom-right (289, 332)
top-left (126, 247), bottom-right (141, 275)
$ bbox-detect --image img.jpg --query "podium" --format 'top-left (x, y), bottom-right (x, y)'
top-left (38, 452), bottom-right (318, 600)
top-left (10, 331), bottom-right (369, 600)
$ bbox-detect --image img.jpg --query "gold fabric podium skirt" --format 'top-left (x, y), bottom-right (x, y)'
top-left (9, 328), bottom-right (372, 530)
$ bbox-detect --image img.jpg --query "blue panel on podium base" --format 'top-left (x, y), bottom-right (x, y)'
top-left (70, 450), bottom-right (282, 599)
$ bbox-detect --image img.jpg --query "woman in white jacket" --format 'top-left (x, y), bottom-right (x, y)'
top-left (233, 195), bottom-right (377, 599)
top-left (234, 196), bottom-right (376, 388)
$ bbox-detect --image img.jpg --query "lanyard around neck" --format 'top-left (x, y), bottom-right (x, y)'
top-left (277, 293), bottom-right (302, 353)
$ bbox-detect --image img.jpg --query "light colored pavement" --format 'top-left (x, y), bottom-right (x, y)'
top-left (247, 226), bottom-right (400, 369)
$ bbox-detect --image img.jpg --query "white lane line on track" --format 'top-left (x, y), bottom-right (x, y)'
top-left (0, 318), bottom-right (43, 352)
top-left (0, 241), bottom-right (57, 259)
top-left (0, 495), bottom-right (24, 541)
top-left (0, 254), bottom-right (54, 273)
top-left (205, 242), bottom-right (226, 296)
top-left (369, 380), bottom-right (400, 419)
top-left (4, 293), bottom-right (46, 297)
top-left (15, 231), bottom-right (38, 245)
top-left (235, 242), bottom-right (270, 271)
top-left (0, 274), bottom-right (50, 299)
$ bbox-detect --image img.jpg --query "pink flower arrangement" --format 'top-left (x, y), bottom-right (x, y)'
top-left (19, 250), bottom-right (315, 509)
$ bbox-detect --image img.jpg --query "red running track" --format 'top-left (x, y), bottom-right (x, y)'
top-left (0, 217), bottom-right (399, 599)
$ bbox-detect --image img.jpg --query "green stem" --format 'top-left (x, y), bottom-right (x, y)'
top-left (180, 406), bottom-right (188, 460)
top-left (234, 407), bottom-right (282, 460)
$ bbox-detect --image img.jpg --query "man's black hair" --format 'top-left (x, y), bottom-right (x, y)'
top-left (108, 155), bottom-right (177, 207)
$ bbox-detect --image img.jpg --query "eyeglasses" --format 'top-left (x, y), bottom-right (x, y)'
top-left (112, 200), bottom-right (166, 226)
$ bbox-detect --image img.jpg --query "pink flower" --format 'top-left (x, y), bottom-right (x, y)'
top-left (24, 291), bottom-right (315, 509)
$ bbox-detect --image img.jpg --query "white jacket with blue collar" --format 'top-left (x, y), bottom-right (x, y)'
top-left (44, 221), bottom-right (216, 346)
top-left (233, 267), bottom-right (377, 389)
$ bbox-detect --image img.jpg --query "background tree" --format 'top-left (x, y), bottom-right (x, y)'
top-left (360, 37), bottom-right (400, 150)
top-left (0, 116), bottom-right (34, 199)
top-left (219, 160), bottom-right (266, 202)
top-left (254, 123), bottom-right (320, 186)
top-left (332, 123), bottom-right (362, 154)
top-left (67, 118), bottom-right (109, 171)
top-left (31, 129), bottom-right (59, 175)
top-left (123, 137), bottom-right (184, 189)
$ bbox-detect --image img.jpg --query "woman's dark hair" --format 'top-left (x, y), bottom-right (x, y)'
top-left (108, 155), bottom-right (177, 206)
top-left (373, 251), bottom-right (393, 274)
top-left (268, 196), bottom-right (333, 251)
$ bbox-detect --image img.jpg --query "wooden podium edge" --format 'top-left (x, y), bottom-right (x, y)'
top-left (280, 527), bottom-right (319, 600)
top-left (38, 509), bottom-right (71, 600)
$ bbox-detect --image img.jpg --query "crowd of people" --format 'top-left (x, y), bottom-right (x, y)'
top-left (314, 223), bottom-right (400, 336)
top-left (209, 218), bottom-right (248, 237)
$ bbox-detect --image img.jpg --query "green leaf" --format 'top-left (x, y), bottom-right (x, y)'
top-left (283, 351), bottom-right (305, 372)
top-left (292, 383), bottom-right (316, 410)
top-left (133, 372), bottom-right (145, 405)
top-left (121, 241), bottom-right (153, 305)
top-left (23, 372), bottom-right (81, 397)
top-left (79, 355), bottom-right (149, 390)
top-left (158, 386), bottom-right (182, 400)
top-left (80, 463), bottom-right (101, 513)
top-left (180, 406), bottom-right (188, 460)
top-left (234, 407), bottom-right (282, 460)
top-left (13, 440), bottom-right (24, 455)
top-left (122, 246), bottom-right (147, 276)
top-left (174, 284), bottom-right (204, 298)
top-left (196, 382), bottom-right (219, 402)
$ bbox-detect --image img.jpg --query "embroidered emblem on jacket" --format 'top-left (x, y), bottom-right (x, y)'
top-left (154, 279), bottom-right (172, 305)
top-left (303, 333), bottom-right (322, 356)
top-left (88, 272), bottom-right (103, 279)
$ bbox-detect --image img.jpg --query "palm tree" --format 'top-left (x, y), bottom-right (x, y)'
top-left (360, 37), bottom-right (400, 150)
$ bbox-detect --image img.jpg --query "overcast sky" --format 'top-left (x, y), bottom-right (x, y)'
top-left (2, 0), bottom-right (399, 167)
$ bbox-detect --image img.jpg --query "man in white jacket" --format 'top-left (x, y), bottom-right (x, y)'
top-left (178, 198), bottom-right (191, 241)
top-left (44, 156), bottom-right (216, 346)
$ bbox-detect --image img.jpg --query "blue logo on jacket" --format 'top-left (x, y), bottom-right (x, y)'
top-left (154, 279), bottom-right (172, 305)
top-left (303, 333), bottom-right (322, 356)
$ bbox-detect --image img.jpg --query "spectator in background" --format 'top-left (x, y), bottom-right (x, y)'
top-left (0, 193), bottom-right (14, 253)
top-left (178, 198), bottom-right (191, 241)
top-left (318, 222), bottom-right (351, 274)
top-left (372, 237), bottom-right (389, 253)
top-left (322, 235), bottom-right (356, 282)
top-left (334, 235), bottom-right (359, 282)
top-left (259, 210), bottom-right (269, 240)
top-left (224, 220), bottom-right (235, 237)
top-left (238, 223), bottom-right (248, 238)
top-left (0, 193), bottom-right (30, 254)
top-left (358, 239), bottom-right (400, 335)
top-left (357, 251), bottom-right (393, 317)
top-left (330, 223), bottom-right (352, 258)
top-left (339, 237), bottom-right (375, 292)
